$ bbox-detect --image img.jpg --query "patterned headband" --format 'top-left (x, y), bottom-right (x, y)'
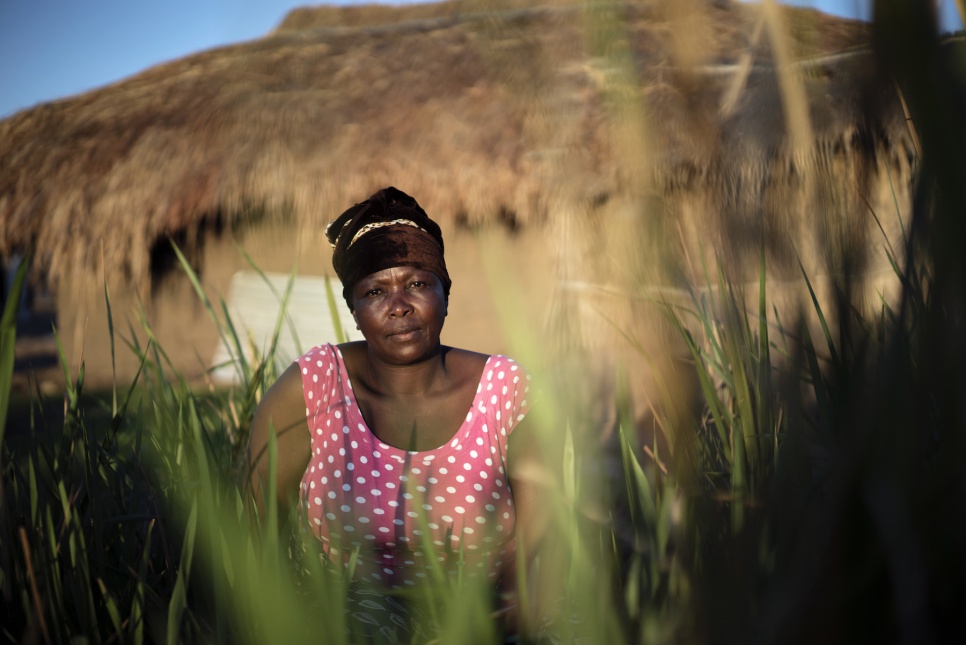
top-left (327, 218), bottom-right (427, 250)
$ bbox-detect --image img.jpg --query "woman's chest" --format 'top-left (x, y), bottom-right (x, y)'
top-left (355, 390), bottom-right (477, 452)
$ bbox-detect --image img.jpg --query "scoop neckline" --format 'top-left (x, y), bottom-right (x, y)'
top-left (332, 345), bottom-right (494, 457)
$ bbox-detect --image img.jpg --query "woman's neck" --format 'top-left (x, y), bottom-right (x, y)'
top-left (363, 345), bottom-right (449, 398)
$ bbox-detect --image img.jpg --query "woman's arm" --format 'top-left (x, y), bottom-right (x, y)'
top-left (248, 363), bottom-right (312, 520)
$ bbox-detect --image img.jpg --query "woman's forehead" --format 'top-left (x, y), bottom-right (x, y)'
top-left (359, 266), bottom-right (437, 283)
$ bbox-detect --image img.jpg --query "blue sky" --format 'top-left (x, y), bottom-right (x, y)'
top-left (1, 1), bottom-right (962, 119)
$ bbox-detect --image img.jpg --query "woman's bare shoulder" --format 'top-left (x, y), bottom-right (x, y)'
top-left (442, 346), bottom-right (490, 368)
top-left (261, 362), bottom-right (307, 410)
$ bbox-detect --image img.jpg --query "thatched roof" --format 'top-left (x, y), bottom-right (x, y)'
top-left (0, 0), bottom-right (910, 288)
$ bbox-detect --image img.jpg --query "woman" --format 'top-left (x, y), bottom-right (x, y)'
top-left (248, 187), bottom-right (546, 635)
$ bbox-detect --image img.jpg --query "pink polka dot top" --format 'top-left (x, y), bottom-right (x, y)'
top-left (297, 344), bottom-right (531, 588)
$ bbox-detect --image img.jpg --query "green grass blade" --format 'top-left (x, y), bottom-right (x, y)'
top-left (323, 273), bottom-right (347, 345)
top-left (0, 256), bottom-right (29, 447)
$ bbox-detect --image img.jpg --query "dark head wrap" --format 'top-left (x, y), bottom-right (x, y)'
top-left (325, 187), bottom-right (451, 308)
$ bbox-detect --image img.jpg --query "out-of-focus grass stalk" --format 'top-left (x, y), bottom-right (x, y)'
top-left (0, 257), bottom-right (28, 449)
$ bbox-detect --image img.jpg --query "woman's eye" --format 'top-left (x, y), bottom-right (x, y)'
top-left (366, 289), bottom-right (381, 297)
top-left (410, 281), bottom-right (425, 289)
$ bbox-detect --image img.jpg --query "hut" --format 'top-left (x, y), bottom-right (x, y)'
top-left (0, 0), bottom-right (915, 394)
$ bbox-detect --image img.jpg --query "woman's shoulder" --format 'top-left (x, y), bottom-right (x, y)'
top-left (442, 346), bottom-right (490, 369)
top-left (294, 342), bottom-right (346, 367)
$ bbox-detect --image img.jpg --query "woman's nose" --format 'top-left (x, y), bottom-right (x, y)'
top-left (387, 289), bottom-right (413, 316)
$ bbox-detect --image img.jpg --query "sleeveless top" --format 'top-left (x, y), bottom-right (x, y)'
top-left (296, 344), bottom-right (531, 589)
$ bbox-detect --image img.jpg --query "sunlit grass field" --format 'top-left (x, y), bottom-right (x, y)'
top-left (4, 3), bottom-right (966, 644)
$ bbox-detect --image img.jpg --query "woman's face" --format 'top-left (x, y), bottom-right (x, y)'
top-left (350, 266), bottom-right (448, 365)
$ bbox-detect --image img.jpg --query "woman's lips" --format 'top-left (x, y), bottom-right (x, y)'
top-left (388, 327), bottom-right (420, 341)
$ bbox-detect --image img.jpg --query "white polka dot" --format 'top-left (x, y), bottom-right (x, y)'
top-left (446, 486), bottom-right (456, 494)
top-left (314, 497), bottom-right (322, 505)
top-left (359, 517), bottom-right (370, 524)
top-left (428, 523), bottom-right (439, 530)
top-left (308, 391), bottom-right (313, 400)
top-left (428, 477), bottom-right (438, 484)
top-left (357, 477), bottom-right (366, 484)
top-left (442, 515), bottom-right (453, 523)
top-left (342, 484), bottom-right (351, 492)
top-left (475, 516), bottom-right (486, 524)
top-left (470, 450), bottom-right (478, 458)
top-left (403, 493), bottom-right (413, 499)
top-left (326, 512), bottom-right (336, 520)
top-left (331, 433), bottom-right (338, 441)
top-left (422, 504), bottom-right (433, 511)
top-left (411, 468), bottom-right (421, 475)
top-left (351, 441), bottom-right (358, 449)
top-left (479, 471), bottom-right (487, 478)
top-left (485, 458), bottom-right (493, 466)
top-left (434, 496), bottom-right (445, 503)
top-left (491, 395), bottom-right (498, 405)
top-left (384, 464), bottom-right (394, 471)
top-left (439, 467), bottom-right (448, 474)
top-left (303, 367), bottom-right (309, 374)
top-left (374, 508), bottom-right (384, 515)
top-left (447, 456), bottom-right (456, 464)
top-left (335, 411), bottom-right (341, 419)
top-left (456, 506), bottom-right (466, 513)
top-left (355, 496), bottom-right (366, 504)
top-left (486, 504), bottom-right (495, 512)
top-left (474, 483), bottom-right (483, 491)
top-left (465, 495), bottom-right (475, 503)
top-left (456, 475), bottom-right (465, 483)
top-left (466, 412), bottom-right (473, 422)
top-left (386, 483), bottom-right (396, 489)
top-left (341, 505), bottom-right (351, 512)
top-left (334, 470), bottom-right (342, 478)
top-left (347, 463), bottom-right (355, 471)
top-left (407, 511), bottom-right (418, 518)
top-left (464, 527), bottom-right (475, 535)
top-left (344, 525), bottom-right (355, 532)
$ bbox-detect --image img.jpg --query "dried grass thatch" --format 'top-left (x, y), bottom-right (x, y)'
top-left (0, 0), bottom-right (913, 291)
